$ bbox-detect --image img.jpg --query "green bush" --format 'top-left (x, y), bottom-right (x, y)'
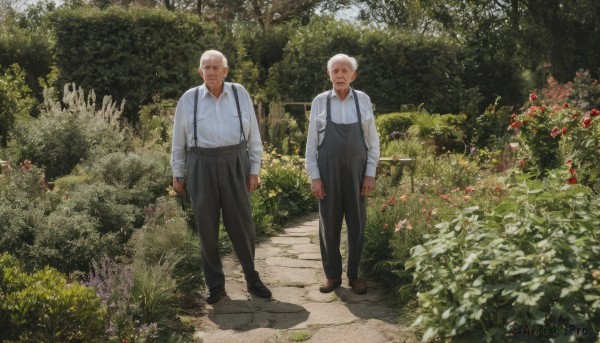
top-left (0, 64), bottom-right (36, 147)
top-left (0, 253), bottom-right (106, 342)
top-left (252, 151), bottom-right (317, 235)
top-left (408, 169), bottom-right (600, 342)
top-left (89, 151), bottom-right (171, 210)
top-left (131, 197), bottom-right (203, 302)
top-left (376, 112), bottom-right (414, 143)
top-left (51, 7), bottom-right (219, 121)
top-left (9, 83), bottom-right (132, 180)
top-left (510, 94), bottom-right (600, 190)
top-left (267, 17), bottom-right (475, 114)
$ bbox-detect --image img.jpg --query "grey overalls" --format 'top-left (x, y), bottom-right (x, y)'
top-left (317, 89), bottom-right (368, 281)
top-left (185, 84), bottom-right (259, 291)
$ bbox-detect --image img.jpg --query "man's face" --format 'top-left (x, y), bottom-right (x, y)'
top-left (328, 60), bottom-right (356, 93)
top-left (199, 56), bottom-right (229, 89)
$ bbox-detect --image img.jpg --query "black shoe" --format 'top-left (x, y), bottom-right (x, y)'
top-left (206, 285), bottom-right (227, 304)
top-left (247, 279), bottom-right (272, 299)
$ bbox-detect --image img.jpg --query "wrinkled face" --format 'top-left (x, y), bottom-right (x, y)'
top-left (328, 60), bottom-right (356, 93)
top-left (199, 56), bottom-right (229, 90)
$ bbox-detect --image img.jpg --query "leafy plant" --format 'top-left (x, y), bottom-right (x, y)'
top-left (408, 169), bottom-right (600, 342)
top-left (0, 253), bottom-right (106, 342)
top-left (9, 83), bottom-right (132, 180)
top-left (252, 150), bottom-right (316, 235)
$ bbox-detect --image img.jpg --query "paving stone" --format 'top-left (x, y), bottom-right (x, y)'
top-left (265, 256), bottom-right (321, 269)
top-left (268, 236), bottom-right (311, 245)
top-left (192, 213), bottom-right (418, 343)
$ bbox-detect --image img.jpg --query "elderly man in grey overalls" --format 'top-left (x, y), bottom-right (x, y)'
top-left (305, 53), bottom-right (380, 294)
top-left (171, 50), bottom-right (271, 304)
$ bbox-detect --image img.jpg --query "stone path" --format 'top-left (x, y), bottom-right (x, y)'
top-left (192, 213), bottom-right (418, 343)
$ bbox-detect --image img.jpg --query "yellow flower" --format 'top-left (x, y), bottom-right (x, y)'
top-left (268, 190), bottom-right (277, 198)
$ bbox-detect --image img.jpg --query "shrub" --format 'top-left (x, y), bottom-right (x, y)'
top-left (0, 64), bottom-right (36, 147)
top-left (9, 83), bottom-right (132, 180)
top-left (131, 197), bottom-right (203, 303)
top-left (376, 112), bottom-right (414, 143)
top-left (88, 151), bottom-right (171, 210)
top-left (252, 151), bottom-right (317, 235)
top-left (0, 253), bottom-right (106, 342)
top-left (510, 94), bottom-right (600, 190)
top-left (137, 96), bottom-right (176, 149)
top-left (408, 169), bottom-right (600, 342)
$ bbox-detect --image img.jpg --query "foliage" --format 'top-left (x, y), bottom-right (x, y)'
top-left (364, 148), bottom-right (508, 305)
top-left (87, 256), bottom-right (160, 343)
top-left (408, 169), bottom-right (600, 342)
top-left (0, 17), bottom-right (53, 98)
top-left (539, 70), bottom-right (600, 113)
top-left (265, 102), bottom-right (306, 156)
top-left (137, 96), bottom-right (176, 149)
top-left (0, 252), bottom-right (106, 342)
top-left (131, 197), bottom-right (203, 303)
top-left (408, 111), bottom-right (465, 153)
top-left (252, 150), bottom-right (317, 235)
top-left (0, 64), bottom-right (36, 147)
top-left (88, 151), bottom-right (172, 210)
top-left (267, 16), bottom-right (474, 114)
top-left (471, 97), bottom-right (514, 149)
top-left (376, 112), bottom-right (414, 144)
top-left (50, 7), bottom-right (219, 122)
top-left (510, 94), bottom-right (600, 190)
top-left (8, 83), bottom-right (132, 180)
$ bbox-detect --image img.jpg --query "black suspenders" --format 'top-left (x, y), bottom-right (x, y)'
top-left (192, 83), bottom-right (246, 148)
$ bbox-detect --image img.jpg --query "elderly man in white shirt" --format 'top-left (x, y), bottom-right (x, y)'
top-left (305, 53), bottom-right (380, 295)
top-left (171, 50), bottom-right (271, 304)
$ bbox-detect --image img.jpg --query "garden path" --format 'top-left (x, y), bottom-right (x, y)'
top-left (190, 212), bottom-right (418, 343)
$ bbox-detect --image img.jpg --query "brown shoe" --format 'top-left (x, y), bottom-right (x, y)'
top-left (349, 278), bottom-right (367, 295)
top-left (319, 278), bottom-right (342, 293)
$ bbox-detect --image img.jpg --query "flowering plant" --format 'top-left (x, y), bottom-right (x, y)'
top-left (510, 94), bottom-right (599, 190)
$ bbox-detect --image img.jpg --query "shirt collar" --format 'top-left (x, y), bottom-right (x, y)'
top-left (331, 87), bottom-right (354, 100)
top-left (201, 82), bottom-right (230, 99)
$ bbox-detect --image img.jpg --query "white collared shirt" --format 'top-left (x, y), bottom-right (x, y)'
top-left (170, 82), bottom-right (263, 178)
top-left (305, 88), bottom-right (380, 180)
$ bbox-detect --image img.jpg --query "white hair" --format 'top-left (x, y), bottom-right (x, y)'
top-left (327, 54), bottom-right (358, 72)
top-left (199, 50), bottom-right (228, 68)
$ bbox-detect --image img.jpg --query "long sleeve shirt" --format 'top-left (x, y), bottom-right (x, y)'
top-left (305, 88), bottom-right (380, 180)
top-left (170, 82), bottom-right (263, 178)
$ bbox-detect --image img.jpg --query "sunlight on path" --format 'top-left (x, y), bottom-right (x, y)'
top-left (192, 213), bottom-right (417, 343)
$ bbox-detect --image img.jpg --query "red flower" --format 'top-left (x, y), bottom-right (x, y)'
top-left (567, 176), bottom-right (578, 184)
top-left (510, 121), bottom-right (523, 129)
top-left (442, 194), bottom-right (451, 201)
top-left (569, 167), bottom-right (576, 175)
top-left (380, 204), bottom-right (388, 212)
top-left (540, 105), bottom-right (546, 112)
top-left (583, 117), bottom-right (591, 128)
top-left (561, 126), bottom-right (567, 135)
top-left (565, 160), bottom-right (572, 165)
top-left (564, 103), bottom-right (569, 108)
top-left (572, 112), bottom-right (579, 118)
top-left (590, 109), bottom-right (600, 117)
top-left (529, 93), bottom-right (538, 101)
top-left (464, 186), bottom-right (473, 194)
top-left (550, 126), bottom-right (561, 138)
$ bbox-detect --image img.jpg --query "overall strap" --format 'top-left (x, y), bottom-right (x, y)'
top-left (351, 88), bottom-right (368, 151)
top-left (326, 90), bottom-right (333, 121)
top-left (193, 86), bottom-right (199, 148)
top-left (230, 83), bottom-right (247, 144)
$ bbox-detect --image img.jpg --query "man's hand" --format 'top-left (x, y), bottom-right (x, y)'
top-left (361, 176), bottom-right (376, 196)
top-left (247, 174), bottom-right (260, 192)
top-left (311, 178), bottom-right (326, 200)
top-left (173, 176), bottom-right (187, 197)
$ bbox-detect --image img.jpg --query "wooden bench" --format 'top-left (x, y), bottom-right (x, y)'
top-left (378, 157), bottom-right (416, 192)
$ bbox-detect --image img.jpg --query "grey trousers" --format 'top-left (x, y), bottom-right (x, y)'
top-left (186, 143), bottom-right (258, 290)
